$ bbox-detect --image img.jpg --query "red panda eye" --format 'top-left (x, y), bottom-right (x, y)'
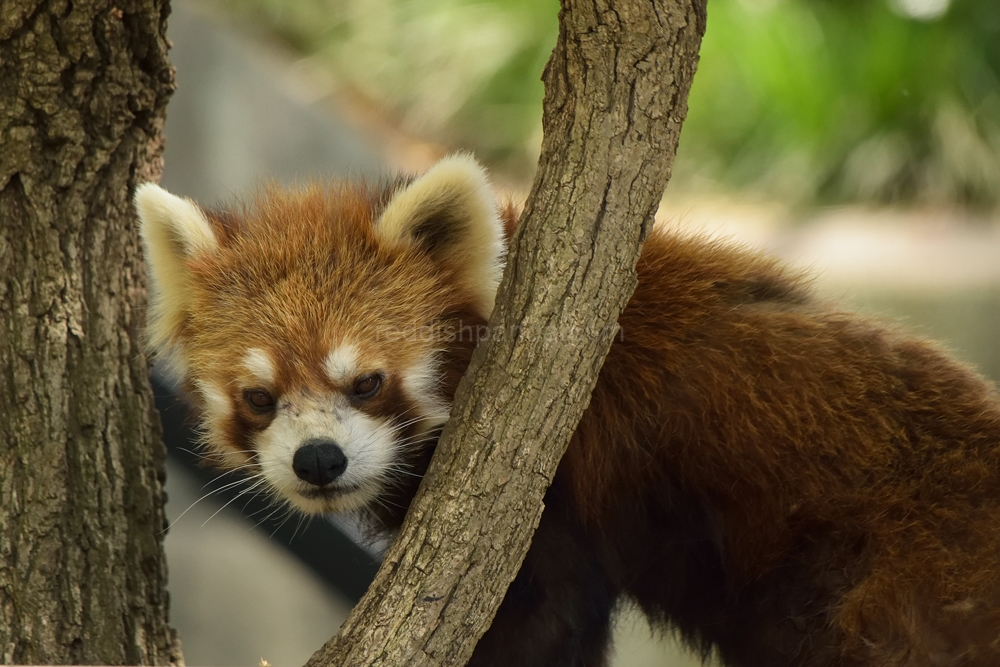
top-left (244, 389), bottom-right (276, 412)
top-left (352, 374), bottom-right (382, 399)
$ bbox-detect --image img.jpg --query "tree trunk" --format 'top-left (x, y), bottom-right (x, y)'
top-left (0, 1), bottom-right (180, 663)
top-left (304, 1), bottom-right (707, 666)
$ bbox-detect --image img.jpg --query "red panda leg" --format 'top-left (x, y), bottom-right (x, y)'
top-left (468, 489), bottom-right (619, 667)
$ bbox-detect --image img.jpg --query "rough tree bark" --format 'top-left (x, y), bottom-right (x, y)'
top-left (305, 0), bottom-right (707, 665)
top-left (0, 1), bottom-right (179, 664)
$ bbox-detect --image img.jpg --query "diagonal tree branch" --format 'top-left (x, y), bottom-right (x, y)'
top-left (304, 0), bottom-right (707, 665)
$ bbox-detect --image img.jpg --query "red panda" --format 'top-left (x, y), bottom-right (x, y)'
top-left (137, 155), bottom-right (1000, 667)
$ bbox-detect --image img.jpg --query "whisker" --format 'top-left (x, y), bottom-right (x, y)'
top-left (290, 512), bottom-right (313, 542)
top-left (267, 506), bottom-right (299, 538)
top-left (197, 463), bottom-right (261, 489)
top-left (254, 500), bottom-right (293, 531)
top-left (163, 474), bottom-right (263, 533)
top-left (201, 478), bottom-right (270, 527)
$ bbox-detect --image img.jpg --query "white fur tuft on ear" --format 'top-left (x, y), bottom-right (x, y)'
top-left (135, 183), bottom-right (219, 255)
top-left (376, 154), bottom-right (505, 318)
top-left (135, 183), bottom-right (219, 378)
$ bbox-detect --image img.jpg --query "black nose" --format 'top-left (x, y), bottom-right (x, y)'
top-left (292, 439), bottom-right (347, 486)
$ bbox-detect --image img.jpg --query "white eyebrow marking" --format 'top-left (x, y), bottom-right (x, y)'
top-left (401, 357), bottom-right (449, 429)
top-left (325, 343), bottom-right (360, 383)
top-left (195, 379), bottom-right (231, 427)
top-left (243, 348), bottom-right (276, 385)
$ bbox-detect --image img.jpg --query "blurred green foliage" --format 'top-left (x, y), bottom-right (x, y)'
top-left (218, 0), bottom-right (1000, 207)
top-left (686, 0), bottom-right (1000, 207)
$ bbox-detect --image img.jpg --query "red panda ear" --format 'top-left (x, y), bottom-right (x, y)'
top-left (376, 154), bottom-right (505, 318)
top-left (134, 183), bottom-right (220, 379)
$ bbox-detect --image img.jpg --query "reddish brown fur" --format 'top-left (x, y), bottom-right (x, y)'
top-left (566, 234), bottom-right (1000, 665)
top-left (176, 180), bottom-right (483, 463)
top-left (163, 178), bottom-right (1000, 667)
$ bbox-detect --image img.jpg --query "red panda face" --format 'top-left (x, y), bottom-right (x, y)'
top-left (136, 156), bottom-right (504, 518)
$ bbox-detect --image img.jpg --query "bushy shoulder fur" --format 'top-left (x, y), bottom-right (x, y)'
top-left (572, 230), bottom-right (1000, 664)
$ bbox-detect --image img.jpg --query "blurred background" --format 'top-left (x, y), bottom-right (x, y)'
top-left (157, 0), bottom-right (1000, 665)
